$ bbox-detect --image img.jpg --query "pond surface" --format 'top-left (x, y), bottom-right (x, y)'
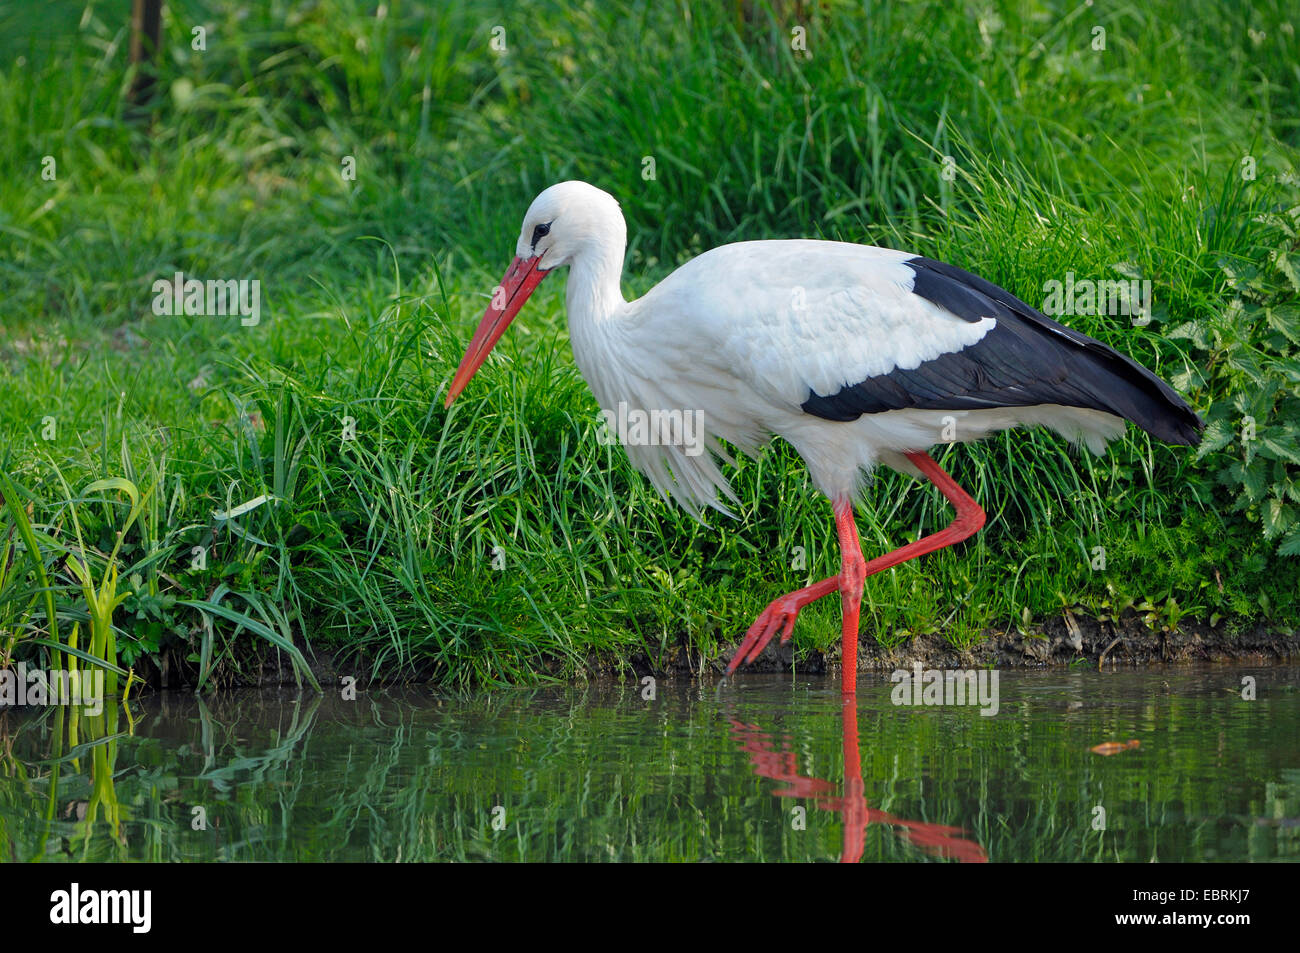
top-left (2, 665), bottom-right (1298, 862)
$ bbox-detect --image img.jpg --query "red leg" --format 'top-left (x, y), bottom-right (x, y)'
top-left (837, 502), bottom-right (866, 694)
top-left (725, 450), bottom-right (986, 694)
top-left (839, 451), bottom-right (986, 690)
top-left (724, 499), bottom-right (860, 676)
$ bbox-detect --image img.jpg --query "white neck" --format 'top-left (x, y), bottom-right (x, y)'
top-left (564, 220), bottom-right (628, 327)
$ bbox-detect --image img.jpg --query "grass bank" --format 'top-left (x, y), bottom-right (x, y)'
top-left (1, 0), bottom-right (1298, 689)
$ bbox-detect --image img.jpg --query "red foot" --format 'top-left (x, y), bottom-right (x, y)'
top-left (723, 498), bottom-right (859, 680)
top-left (725, 576), bottom-right (838, 675)
top-left (736, 596), bottom-right (800, 665)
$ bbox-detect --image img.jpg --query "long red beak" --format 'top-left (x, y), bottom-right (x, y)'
top-left (444, 255), bottom-right (551, 407)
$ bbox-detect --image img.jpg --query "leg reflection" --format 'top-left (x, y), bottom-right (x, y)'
top-left (728, 695), bottom-right (988, 863)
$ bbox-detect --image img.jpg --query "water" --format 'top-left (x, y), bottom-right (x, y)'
top-left (2, 665), bottom-right (1297, 862)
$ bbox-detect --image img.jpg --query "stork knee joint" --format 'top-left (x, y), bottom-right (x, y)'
top-left (955, 502), bottom-right (986, 536)
top-left (840, 555), bottom-right (866, 598)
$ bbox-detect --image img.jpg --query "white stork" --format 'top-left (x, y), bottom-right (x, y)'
top-left (444, 181), bottom-right (1203, 694)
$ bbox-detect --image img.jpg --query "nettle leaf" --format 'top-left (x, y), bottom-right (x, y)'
top-left (1226, 350), bottom-right (1268, 385)
top-left (1280, 526), bottom-right (1300, 557)
top-left (1166, 320), bottom-right (1209, 348)
top-left (1258, 208), bottom-right (1298, 240)
top-left (1272, 356), bottom-right (1300, 384)
top-left (1219, 257), bottom-right (1268, 296)
top-left (1265, 305), bottom-right (1300, 347)
top-left (1232, 379), bottom-right (1282, 417)
top-left (1196, 419), bottom-right (1235, 457)
top-left (1276, 251), bottom-right (1300, 294)
top-left (1259, 432), bottom-right (1300, 465)
top-left (1170, 366), bottom-right (1206, 392)
top-left (1221, 298), bottom-right (1260, 334)
top-left (1262, 498), bottom-right (1295, 539)
top-left (1228, 460), bottom-right (1268, 503)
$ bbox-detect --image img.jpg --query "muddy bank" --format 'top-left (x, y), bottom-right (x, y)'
top-left (134, 612), bottom-right (1299, 690)
top-left (626, 614), bottom-right (1299, 680)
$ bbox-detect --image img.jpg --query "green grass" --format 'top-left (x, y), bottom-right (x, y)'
top-left (1, 0), bottom-right (1298, 688)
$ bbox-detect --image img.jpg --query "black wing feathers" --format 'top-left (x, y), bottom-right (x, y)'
top-left (799, 257), bottom-right (1204, 446)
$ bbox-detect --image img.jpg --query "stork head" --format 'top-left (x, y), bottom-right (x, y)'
top-left (444, 180), bottom-right (623, 406)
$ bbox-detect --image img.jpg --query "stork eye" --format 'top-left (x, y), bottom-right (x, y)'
top-left (530, 222), bottom-right (552, 247)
